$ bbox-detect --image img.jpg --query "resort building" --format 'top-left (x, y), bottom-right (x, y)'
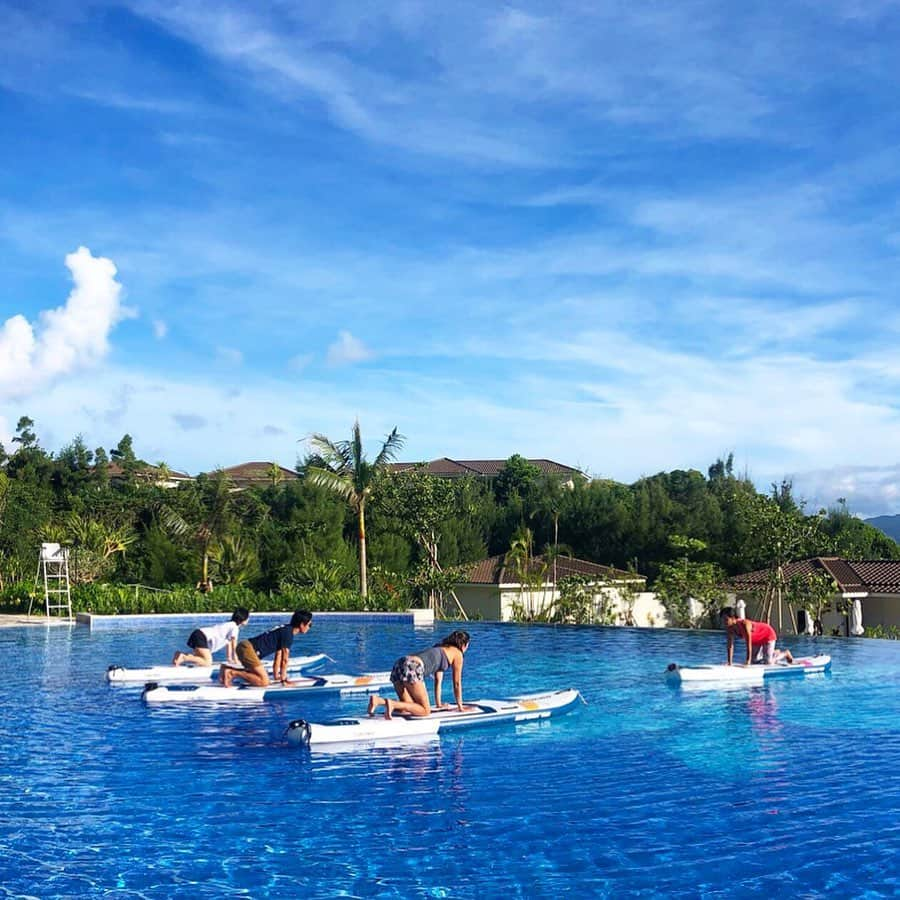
top-left (454, 554), bottom-right (664, 625)
top-left (106, 462), bottom-right (192, 488)
top-left (728, 557), bottom-right (900, 635)
top-left (388, 458), bottom-right (587, 486)
top-left (208, 462), bottom-right (299, 489)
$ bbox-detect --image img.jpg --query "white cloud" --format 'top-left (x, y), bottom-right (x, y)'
top-left (216, 346), bottom-right (243, 366)
top-left (153, 319), bottom-right (167, 339)
top-left (0, 246), bottom-right (129, 401)
top-left (326, 330), bottom-right (372, 366)
top-left (790, 464), bottom-right (900, 519)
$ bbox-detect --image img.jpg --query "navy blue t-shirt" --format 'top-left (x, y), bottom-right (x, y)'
top-left (248, 624), bottom-right (294, 659)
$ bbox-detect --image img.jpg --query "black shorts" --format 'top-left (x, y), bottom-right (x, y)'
top-left (186, 629), bottom-right (209, 650)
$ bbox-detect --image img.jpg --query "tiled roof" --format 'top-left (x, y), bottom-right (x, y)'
top-left (106, 462), bottom-right (191, 480)
top-left (845, 560), bottom-right (900, 593)
top-left (730, 557), bottom-right (900, 595)
top-left (463, 554), bottom-right (642, 585)
top-left (388, 458), bottom-right (586, 478)
top-left (217, 462), bottom-right (298, 482)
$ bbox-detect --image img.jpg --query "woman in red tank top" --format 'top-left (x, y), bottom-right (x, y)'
top-left (719, 607), bottom-right (778, 665)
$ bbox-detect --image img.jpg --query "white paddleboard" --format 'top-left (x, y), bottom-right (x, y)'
top-left (141, 671), bottom-right (393, 703)
top-left (107, 652), bottom-right (328, 684)
top-left (665, 654), bottom-right (831, 686)
top-left (286, 688), bottom-right (584, 747)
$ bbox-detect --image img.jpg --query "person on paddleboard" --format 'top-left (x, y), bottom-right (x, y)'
top-left (719, 607), bottom-right (784, 666)
top-left (220, 609), bottom-right (313, 688)
top-left (172, 607), bottom-right (250, 667)
top-left (367, 630), bottom-right (470, 720)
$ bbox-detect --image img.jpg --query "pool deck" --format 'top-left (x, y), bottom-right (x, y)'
top-left (0, 614), bottom-right (74, 627)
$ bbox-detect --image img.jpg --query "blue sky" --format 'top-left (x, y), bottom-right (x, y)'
top-left (3, 1), bottom-right (900, 516)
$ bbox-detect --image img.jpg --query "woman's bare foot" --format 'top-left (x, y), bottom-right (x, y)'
top-left (367, 695), bottom-right (381, 717)
top-left (172, 652), bottom-right (183, 666)
top-left (383, 698), bottom-right (393, 720)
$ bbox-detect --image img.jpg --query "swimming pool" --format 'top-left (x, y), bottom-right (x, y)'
top-left (1, 619), bottom-right (897, 897)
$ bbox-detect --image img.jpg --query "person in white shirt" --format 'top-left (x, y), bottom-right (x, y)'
top-left (172, 608), bottom-right (250, 667)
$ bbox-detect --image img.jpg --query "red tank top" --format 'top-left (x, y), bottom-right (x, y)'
top-left (745, 620), bottom-right (776, 644)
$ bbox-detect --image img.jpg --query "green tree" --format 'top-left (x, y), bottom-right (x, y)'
top-left (494, 454), bottom-right (542, 507)
top-left (110, 434), bottom-right (139, 482)
top-left (43, 511), bottom-right (135, 584)
top-left (530, 475), bottom-right (571, 586)
top-left (654, 534), bottom-right (726, 628)
top-left (159, 471), bottom-right (234, 591)
top-left (304, 421), bottom-right (405, 598)
top-left (209, 533), bottom-right (259, 585)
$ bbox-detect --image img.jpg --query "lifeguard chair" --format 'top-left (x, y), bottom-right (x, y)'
top-left (28, 542), bottom-right (73, 620)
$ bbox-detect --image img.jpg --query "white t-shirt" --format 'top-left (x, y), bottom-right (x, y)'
top-left (200, 621), bottom-right (240, 654)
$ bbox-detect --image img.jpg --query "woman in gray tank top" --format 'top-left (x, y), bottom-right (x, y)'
top-left (367, 630), bottom-right (470, 719)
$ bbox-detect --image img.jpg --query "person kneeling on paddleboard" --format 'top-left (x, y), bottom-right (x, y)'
top-left (220, 610), bottom-right (312, 688)
top-left (367, 631), bottom-right (470, 720)
top-left (719, 607), bottom-right (782, 666)
top-left (173, 607), bottom-right (250, 668)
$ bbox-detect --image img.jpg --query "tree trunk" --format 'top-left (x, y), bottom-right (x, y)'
top-left (358, 502), bottom-right (368, 598)
top-left (553, 514), bottom-right (559, 587)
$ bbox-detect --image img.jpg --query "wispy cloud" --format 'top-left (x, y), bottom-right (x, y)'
top-left (216, 346), bottom-right (244, 366)
top-left (326, 331), bottom-right (372, 367)
top-left (172, 413), bottom-right (206, 431)
top-left (5, 1), bottom-right (900, 516)
top-left (790, 463), bottom-right (900, 519)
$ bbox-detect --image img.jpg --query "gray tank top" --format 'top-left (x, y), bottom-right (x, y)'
top-left (416, 645), bottom-right (450, 678)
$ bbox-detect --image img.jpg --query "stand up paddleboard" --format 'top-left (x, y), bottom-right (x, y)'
top-left (286, 688), bottom-right (584, 748)
top-left (142, 671), bottom-right (393, 704)
top-left (107, 653), bottom-right (328, 684)
top-left (665, 654), bottom-right (831, 687)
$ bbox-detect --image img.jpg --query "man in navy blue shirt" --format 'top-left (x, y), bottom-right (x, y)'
top-left (220, 610), bottom-right (312, 687)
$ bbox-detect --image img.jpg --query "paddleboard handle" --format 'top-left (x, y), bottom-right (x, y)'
top-left (666, 663), bottom-right (679, 672)
top-left (141, 682), bottom-right (159, 700)
top-left (108, 665), bottom-right (122, 672)
top-left (287, 719), bottom-right (312, 746)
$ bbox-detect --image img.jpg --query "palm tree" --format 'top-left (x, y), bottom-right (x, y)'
top-left (158, 470), bottom-right (233, 592)
top-left (304, 421), bottom-right (404, 598)
top-left (530, 476), bottom-right (570, 588)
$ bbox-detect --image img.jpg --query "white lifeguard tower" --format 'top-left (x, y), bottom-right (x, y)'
top-left (29, 542), bottom-right (73, 621)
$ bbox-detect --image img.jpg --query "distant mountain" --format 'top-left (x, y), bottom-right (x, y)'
top-left (864, 515), bottom-right (900, 542)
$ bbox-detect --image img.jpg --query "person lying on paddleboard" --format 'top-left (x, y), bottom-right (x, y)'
top-left (172, 607), bottom-right (250, 668)
top-left (719, 607), bottom-right (791, 666)
top-left (367, 630), bottom-right (471, 720)
top-left (220, 609), bottom-right (312, 688)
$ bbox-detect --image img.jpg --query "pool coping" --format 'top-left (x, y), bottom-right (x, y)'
top-left (0, 609), bottom-right (435, 629)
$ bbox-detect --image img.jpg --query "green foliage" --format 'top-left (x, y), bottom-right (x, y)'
top-left (2, 419), bottom-right (899, 624)
top-left (556, 574), bottom-right (607, 625)
top-left (864, 624), bottom-right (900, 640)
top-left (304, 420), bottom-right (405, 597)
top-left (494, 454), bottom-right (542, 506)
top-left (784, 572), bottom-right (836, 624)
top-left (654, 535), bottom-right (727, 628)
top-left (69, 581), bottom-right (408, 616)
top-left (0, 579), bottom-right (40, 613)
top-left (281, 556), bottom-right (357, 593)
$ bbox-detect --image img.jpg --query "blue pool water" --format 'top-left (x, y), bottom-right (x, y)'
top-left (1, 619), bottom-right (898, 898)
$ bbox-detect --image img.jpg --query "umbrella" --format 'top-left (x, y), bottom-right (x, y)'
top-left (849, 598), bottom-right (864, 636)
